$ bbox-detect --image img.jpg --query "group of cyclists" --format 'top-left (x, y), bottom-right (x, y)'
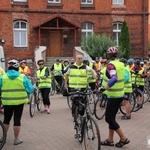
top-left (1, 46), bottom-right (150, 148)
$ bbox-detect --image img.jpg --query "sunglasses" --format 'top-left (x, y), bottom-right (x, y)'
top-left (38, 63), bottom-right (44, 66)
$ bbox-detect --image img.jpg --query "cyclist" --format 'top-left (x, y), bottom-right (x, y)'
top-left (131, 59), bottom-right (146, 108)
top-left (119, 58), bottom-right (132, 120)
top-left (51, 58), bottom-right (64, 94)
top-left (101, 47), bottom-right (130, 148)
top-left (64, 54), bottom-right (97, 126)
top-left (1, 59), bottom-right (34, 145)
top-left (83, 58), bottom-right (96, 92)
top-left (19, 60), bottom-right (31, 76)
top-left (94, 57), bottom-right (101, 72)
top-left (0, 67), bottom-right (5, 113)
top-left (36, 59), bottom-right (51, 114)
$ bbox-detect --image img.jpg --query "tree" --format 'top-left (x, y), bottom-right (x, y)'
top-left (81, 33), bottom-right (116, 59)
top-left (118, 21), bottom-right (130, 59)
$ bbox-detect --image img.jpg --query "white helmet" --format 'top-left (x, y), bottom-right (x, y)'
top-left (8, 59), bottom-right (19, 68)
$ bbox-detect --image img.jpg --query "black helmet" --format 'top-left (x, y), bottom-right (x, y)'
top-left (119, 58), bottom-right (127, 64)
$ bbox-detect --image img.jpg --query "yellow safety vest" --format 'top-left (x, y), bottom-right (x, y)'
top-left (54, 63), bottom-right (62, 76)
top-left (104, 60), bottom-right (124, 98)
top-left (87, 62), bottom-right (96, 83)
top-left (36, 67), bottom-right (51, 88)
top-left (2, 74), bottom-right (29, 105)
top-left (69, 63), bottom-right (87, 88)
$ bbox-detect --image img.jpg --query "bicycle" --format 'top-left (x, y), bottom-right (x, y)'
top-left (29, 77), bottom-right (43, 117)
top-left (0, 120), bottom-right (7, 149)
top-left (50, 74), bottom-right (64, 95)
top-left (69, 89), bottom-right (101, 150)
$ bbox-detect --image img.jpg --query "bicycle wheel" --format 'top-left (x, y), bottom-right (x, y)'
top-left (95, 95), bottom-right (107, 120)
top-left (133, 89), bottom-right (144, 112)
top-left (29, 93), bottom-right (36, 117)
top-left (143, 86), bottom-right (150, 104)
top-left (50, 80), bottom-right (56, 96)
top-left (67, 96), bottom-right (72, 110)
top-left (84, 116), bottom-right (101, 150)
top-left (0, 120), bottom-right (6, 150)
top-left (120, 93), bottom-right (136, 115)
top-left (37, 91), bottom-right (43, 111)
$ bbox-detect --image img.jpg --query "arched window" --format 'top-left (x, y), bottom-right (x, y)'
top-left (81, 22), bottom-right (93, 41)
top-left (13, 20), bottom-right (28, 47)
top-left (113, 22), bottom-right (122, 46)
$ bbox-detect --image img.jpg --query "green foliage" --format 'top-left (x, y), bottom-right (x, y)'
top-left (81, 33), bottom-right (116, 58)
top-left (118, 21), bottom-right (130, 59)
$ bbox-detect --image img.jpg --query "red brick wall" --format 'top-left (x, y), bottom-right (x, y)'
top-left (0, 0), bottom-right (148, 60)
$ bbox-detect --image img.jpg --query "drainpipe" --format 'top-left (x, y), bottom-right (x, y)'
top-left (143, 0), bottom-right (146, 58)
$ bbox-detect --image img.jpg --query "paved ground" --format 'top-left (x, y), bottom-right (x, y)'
top-left (1, 94), bottom-right (150, 150)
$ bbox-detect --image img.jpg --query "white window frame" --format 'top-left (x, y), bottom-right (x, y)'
top-left (81, 0), bottom-right (93, 4)
top-left (113, 22), bottom-right (122, 47)
top-left (48, 0), bottom-right (61, 3)
top-left (13, 0), bottom-right (27, 2)
top-left (13, 21), bottom-right (28, 47)
top-left (81, 22), bottom-right (93, 42)
top-left (113, 0), bottom-right (124, 5)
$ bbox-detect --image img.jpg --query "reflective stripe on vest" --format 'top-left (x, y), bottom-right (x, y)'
top-left (69, 63), bottom-right (87, 88)
top-left (36, 67), bottom-right (51, 88)
top-left (104, 60), bottom-right (124, 97)
top-left (2, 74), bottom-right (29, 105)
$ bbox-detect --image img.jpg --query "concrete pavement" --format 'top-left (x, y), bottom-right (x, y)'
top-left (1, 94), bottom-right (150, 150)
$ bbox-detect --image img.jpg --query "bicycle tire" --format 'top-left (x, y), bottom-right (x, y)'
top-left (119, 93), bottom-right (136, 115)
top-left (84, 116), bottom-right (101, 150)
top-left (143, 86), bottom-right (150, 104)
top-left (133, 89), bottom-right (144, 112)
top-left (50, 80), bottom-right (56, 96)
top-left (95, 95), bottom-right (107, 120)
top-left (37, 91), bottom-right (43, 111)
top-left (29, 93), bottom-right (36, 117)
top-left (0, 120), bottom-right (7, 150)
top-left (67, 96), bottom-right (72, 110)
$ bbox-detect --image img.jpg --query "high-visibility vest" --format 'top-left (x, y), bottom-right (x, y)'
top-left (54, 63), bottom-right (62, 76)
top-left (69, 63), bottom-right (87, 88)
top-left (19, 66), bottom-right (31, 75)
top-left (104, 60), bottom-right (124, 98)
top-left (1, 74), bottom-right (29, 105)
top-left (124, 66), bottom-right (132, 93)
top-left (131, 68), bottom-right (144, 86)
top-left (87, 62), bottom-right (96, 83)
top-left (36, 67), bottom-right (51, 88)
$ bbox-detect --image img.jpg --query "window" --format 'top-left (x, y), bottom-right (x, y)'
top-left (113, 22), bottom-right (122, 47)
top-left (48, 0), bottom-right (61, 3)
top-left (81, 22), bottom-right (93, 41)
top-left (13, 0), bottom-right (27, 2)
top-left (13, 21), bottom-right (28, 47)
top-left (81, 0), bottom-right (93, 4)
top-left (113, 0), bottom-right (124, 5)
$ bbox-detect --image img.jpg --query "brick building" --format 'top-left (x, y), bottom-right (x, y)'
top-left (0, 0), bottom-right (148, 60)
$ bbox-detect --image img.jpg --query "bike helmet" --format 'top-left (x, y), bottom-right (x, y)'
top-left (55, 58), bottom-right (60, 62)
top-left (119, 58), bottom-right (127, 64)
top-left (8, 59), bottom-right (19, 68)
top-left (95, 57), bottom-right (99, 62)
top-left (134, 59), bottom-right (140, 66)
top-left (107, 47), bottom-right (118, 55)
top-left (20, 59), bottom-right (26, 64)
top-left (64, 59), bottom-right (69, 63)
top-left (127, 58), bottom-right (134, 65)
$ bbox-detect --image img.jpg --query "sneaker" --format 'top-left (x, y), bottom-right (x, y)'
top-left (121, 115), bottom-right (131, 120)
top-left (47, 110), bottom-right (50, 114)
top-left (41, 109), bottom-right (47, 113)
top-left (14, 139), bottom-right (23, 145)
